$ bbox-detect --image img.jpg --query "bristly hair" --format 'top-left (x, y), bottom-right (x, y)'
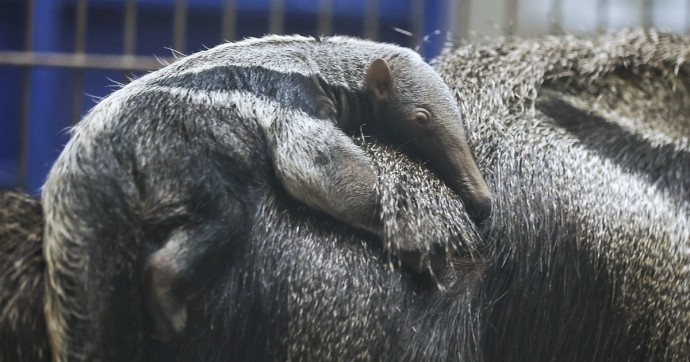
top-left (4, 30), bottom-right (688, 362)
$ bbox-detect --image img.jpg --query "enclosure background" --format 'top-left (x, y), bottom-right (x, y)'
top-left (1, 0), bottom-right (688, 194)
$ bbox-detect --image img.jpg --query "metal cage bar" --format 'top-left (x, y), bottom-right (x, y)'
top-left (453, 0), bottom-right (472, 41)
top-left (71, 0), bottom-right (89, 125)
top-left (364, 0), bottom-right (380, 40)
top-left (17, 0), bottom-right (36, 190)
top-left (549, 0), bottom-right (562, 34)
top-left (0, 51), bottom-right (170, 71)
top-left (124, 0), bottom-right (138, 56)
top-left (317, 0), bottom-right (334, 36)
top-left (642, 0), bottom-right (654, 29)
top-left (4, 0), bottom-right (690, 193)
top-left (173, 0), bottom-right (188, 53)
top-left (597, 0), bottom-right (609, 33)
top-left (269, 0), bottom-right (285, 35)
top-left (504, 0), bottom-right (519, 36)
top-left (222, 0), bottom-right (237, 42)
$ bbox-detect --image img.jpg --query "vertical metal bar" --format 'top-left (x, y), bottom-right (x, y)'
top-left (222, 0), bottom-right (237, 41)
top-left (642, 0), bottom-right (653, 28)
top-left (173, 0), bottom-right (188, 53)
top-left (121, 0), bottom-right (138, 89)
top-left (505, 0), bottom-right (519, 36)
top-left (364, 0), bottom-right (379, 40)
top-left (410, 0), bottom-right (424, 48)
top-left (18, 0), bottom-right (36, 190)
top-left (25, 0), bottom-right (63, 192)
top-left (597, 0), bottom-right (609, 33)
top-left (317, 0), bottom-right (333, 36)
top-left (124, 0), bottom-right (138, 55)
top-left (549, 0), bottom-right (562, 34)
top-left (71, 0), bottom-right (89, 125)
top-left (453, 0), bottom-right (472, 41)
top-left (74, 0), bottom-right (88, 53)
top-left (269, 0), bottom-right (285, 34)
top-left (687, 0), bottom-right (690, 34)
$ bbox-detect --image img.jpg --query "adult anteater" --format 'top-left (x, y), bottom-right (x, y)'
top-left (2, 29), bottom-right (688, 361)
top-left (155, 28), bottom-right (690, 361)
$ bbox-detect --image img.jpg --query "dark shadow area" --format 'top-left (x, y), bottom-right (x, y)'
top-left (537, 89), bottom-right (690, 204)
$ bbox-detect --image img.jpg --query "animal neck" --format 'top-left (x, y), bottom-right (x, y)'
top-left (332, 86), bottom-right (374, 132)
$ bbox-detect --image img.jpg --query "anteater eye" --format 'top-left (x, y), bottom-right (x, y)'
top-left (414, 109), bottom-right (430, 126)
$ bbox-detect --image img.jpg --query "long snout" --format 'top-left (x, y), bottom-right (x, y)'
top-left (431, 141), bottom-right (492, 223)
top-left (457, 177), bottom-right (492, 223)
top-left (450, 163), bottom-right (492, 222)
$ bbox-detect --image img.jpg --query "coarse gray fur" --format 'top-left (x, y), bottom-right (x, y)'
top-left (0, 191), bottom-right (50, 362)
top-left (1, 29), bottom-right (688, 361)
top-left (159, 29), bottom-right (690, 360)
top-left (1, 131), bottom-right (485, 361)
top-left (41, 35), bottom-right (488, 361)
top-left (433, 28), bottom-right (690, 360)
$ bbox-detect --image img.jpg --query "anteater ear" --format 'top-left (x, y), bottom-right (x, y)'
top-left (366, 58), bottom-right (393, 101)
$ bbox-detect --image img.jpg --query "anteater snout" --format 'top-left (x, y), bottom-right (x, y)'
top-left (465, 193), bottom-right (492, 224)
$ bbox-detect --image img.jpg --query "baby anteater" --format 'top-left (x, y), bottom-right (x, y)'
top-left (42, 35), bottom-right (489, 361)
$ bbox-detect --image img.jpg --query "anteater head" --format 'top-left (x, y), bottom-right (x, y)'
top-left (364, 55), bottom-right (492, 223)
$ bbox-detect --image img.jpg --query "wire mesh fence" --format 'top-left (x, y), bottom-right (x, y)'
top-left (1, 0), bottom-right (689, 193)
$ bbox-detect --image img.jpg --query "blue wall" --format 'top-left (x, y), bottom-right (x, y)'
top-left (0, 0), bottom-right (449, 194)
